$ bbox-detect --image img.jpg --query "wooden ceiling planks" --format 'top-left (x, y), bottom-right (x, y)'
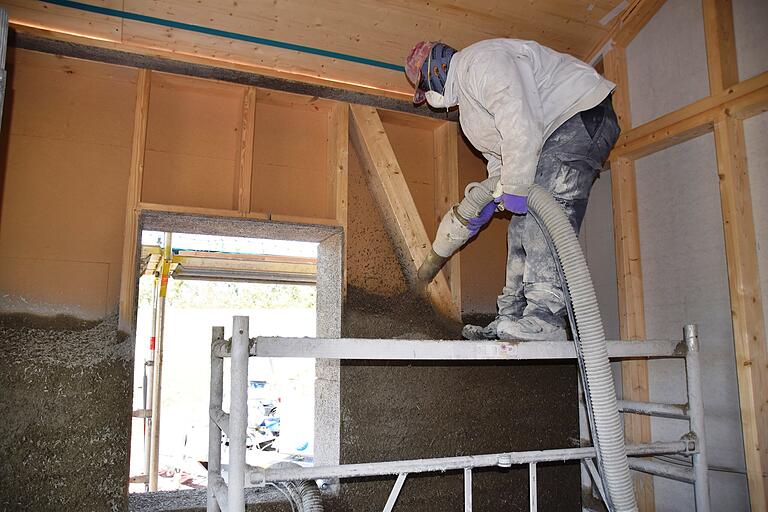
top-left (1, 0), bottom-right (122, 41)
top-left (3, 0), bottom-right (626, 97)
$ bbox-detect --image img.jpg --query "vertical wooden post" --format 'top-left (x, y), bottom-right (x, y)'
top-left (603, 47), bottom-right (655, 511)
top-left (118, 69), bottom-right (151, 332)
top-left (434, 121), bottom-right (461, 315)
top-left (702, 0), bottom-right (739, 93)
top-left (329, 102), bottom-right (349, 294)
top-left (703, 1), bottom-right (768, 507)
top-left (235, 86), bottom-right (256, 216)
top-left (712, 114), bottom-right (768, 510)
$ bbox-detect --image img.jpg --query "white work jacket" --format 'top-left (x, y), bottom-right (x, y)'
top-left (440, 39), bottom-right (615, 196)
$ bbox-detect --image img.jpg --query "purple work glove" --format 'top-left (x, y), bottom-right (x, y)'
top-left (496, 193), bottom-right (528, 214)
top-left (466, 201), bottom-right (497, 236)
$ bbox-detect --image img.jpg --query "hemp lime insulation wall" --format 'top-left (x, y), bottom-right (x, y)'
top-left (331, 142), bottom-right (581, 511)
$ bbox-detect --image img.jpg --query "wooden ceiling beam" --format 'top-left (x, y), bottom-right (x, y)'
top-left (11, 29), bottom-right (458, 121)
top-left (8, 0), bottom-right (624, 93)
top-left (584, 0), bottom-right (667, 64)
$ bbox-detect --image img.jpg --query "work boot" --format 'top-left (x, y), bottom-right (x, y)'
top-left (496, 316), bottom-right (567, 341)
top-left (462, 318), bottom-right (501, 340)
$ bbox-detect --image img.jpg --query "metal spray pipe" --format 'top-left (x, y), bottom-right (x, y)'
top-left (417, 176), bottom-right (499, 285)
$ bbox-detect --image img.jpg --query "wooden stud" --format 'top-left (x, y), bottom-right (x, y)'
top-left (235, 87), bottom-right (256, 215)
top-left (329, 102), bottom-right (350, 294)
top-left (349, 104), bottom-right (459, 321)
top-left (118, 68), bottom-right (151, 332)
top-left (613, 0), bottom-right (668, 47)
top-left (603, 48), bottom-right (632, 131)
top-left (434, 122), bottom-right (461, 315)
top-left (603, 47), bottom-right (655, 512)
top-left (712, 114), bottom-right (768, 511)
top-left (267, 214), bottom-right (341, 226)
top-left (140, 200), bottom-right (336, 226)
top-left (612, 71), bottom-right (768, 159)
top-left (702, 1), bottom-right (768, 507)
top-left (702, 0), bottom-right (739, 93)
top-left (138, 202), bottom-right (249, 219)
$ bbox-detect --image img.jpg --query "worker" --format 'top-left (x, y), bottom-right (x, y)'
top-left (405, 39), bottom-right (620, 341)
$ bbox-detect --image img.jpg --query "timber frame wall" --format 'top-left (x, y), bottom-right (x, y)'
top-left (601, 1), bottom-right (768, 510)
top-left (3, 0), bottom-right (766, 509)
top-left (113, 67), bottom-right (463, 333)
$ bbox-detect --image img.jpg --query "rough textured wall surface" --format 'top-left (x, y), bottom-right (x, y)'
top-left (346, 145), bottom-right (408, 297)
top-left (333, 146), bottom-right (581, 511)
top-left (744, 113), bottom-right (768, 357)
top-left (732, 0), bottom-right (768, 82)
top-left (625, 0), bottom-right (709, 126)
top-left (0, 313), bottom-right (133, 511)
top-left (626, 0), bottom-right (760, 508)
top-left (634, 134), bottom-right (749, 510)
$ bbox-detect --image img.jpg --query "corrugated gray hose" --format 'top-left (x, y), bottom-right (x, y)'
top-left (527, 184), bottom-right (637, 512)
top-left (417, 182), bottom-right (636, 510)
top-left (268, 462), bottom-right (324, 512)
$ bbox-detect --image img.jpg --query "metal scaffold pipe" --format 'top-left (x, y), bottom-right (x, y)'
top-left (149, 232), bottom-right (172, 492)
top-left (249, 441), bottom-right (690, 483)
top-left (684, 324), bottom-right (711, 511)
top-left (143, 273), bottom-right (160, 491)
top-left (229, 316), bottom-right (250, 511)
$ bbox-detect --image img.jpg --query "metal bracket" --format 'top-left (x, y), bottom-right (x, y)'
top-left (681, 432), bottom-right (698, 454)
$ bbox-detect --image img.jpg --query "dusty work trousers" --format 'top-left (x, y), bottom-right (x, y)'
top-left (497, 95), bottom-right (621, 327)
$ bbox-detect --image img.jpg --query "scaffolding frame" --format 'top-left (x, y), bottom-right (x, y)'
top-left (207, 316), bottom-right (710, 512)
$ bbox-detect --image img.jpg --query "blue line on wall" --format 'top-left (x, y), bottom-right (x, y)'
top-left (40, 0), bottom-right (406, 72)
